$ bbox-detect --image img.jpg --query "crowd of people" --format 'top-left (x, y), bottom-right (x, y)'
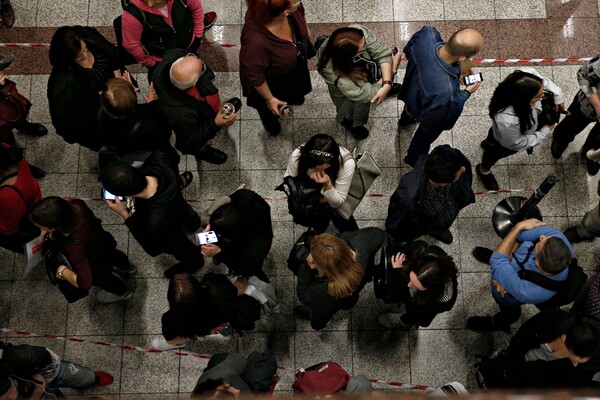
top-left (2, 0), bottom-right (600, 397)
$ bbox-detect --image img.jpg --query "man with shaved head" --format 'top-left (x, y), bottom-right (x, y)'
top-left (153, 49), bottom-right (237, 164)
top-left (399, 27), bottom-right (483, 166)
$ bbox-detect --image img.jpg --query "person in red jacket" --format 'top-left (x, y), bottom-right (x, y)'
top-left (121, 0), bottom-right (217, 69)
top-left (0, 144), bottom-right (41, 253)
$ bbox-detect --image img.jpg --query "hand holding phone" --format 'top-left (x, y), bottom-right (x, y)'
top-left (196, 230), bottom-right (219, 245)
top-left (101, 187), bottom-right (124, 201)
top-left (463, 72), bottom-right (483, 86)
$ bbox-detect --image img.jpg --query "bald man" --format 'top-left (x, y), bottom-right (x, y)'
top-left (399, 27), bottom-right (483, 166)
top-left (153, 49), bottom-right (236, 164)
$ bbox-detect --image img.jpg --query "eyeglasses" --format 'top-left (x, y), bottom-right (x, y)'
top-left (309, 150), bottom-right (334, 160)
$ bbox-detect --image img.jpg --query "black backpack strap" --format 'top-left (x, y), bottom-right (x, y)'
top-left (0, 172), bottom-right (25, 204)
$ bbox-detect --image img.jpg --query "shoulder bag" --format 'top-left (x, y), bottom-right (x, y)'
top-left (0, 79), bottom-right (31, 130)
top-left (337, 149), bottom-right (382, 220)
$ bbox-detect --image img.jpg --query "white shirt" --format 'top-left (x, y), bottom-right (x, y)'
top-left (284, 146), bottom-right (355, 208)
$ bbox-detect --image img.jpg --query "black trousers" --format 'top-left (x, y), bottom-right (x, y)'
top-left (163, 205), bottom-right (204, 273)
top-left (492, 295), bottom-right (522, 326)
top-left (96, 249), bottom-right (130, 295)
top-left (553, 93), bottom-right (600, 153)
top-left (481, 128), bottom-right (518, 171)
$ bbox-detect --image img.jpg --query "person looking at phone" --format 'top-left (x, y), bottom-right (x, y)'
top-left (28, 196), bottom-right (134, 303)
top-left (399, 26), bottom-right (483, 166)
top-left (199, 187), bottom-right (273, 281)
top-left (99, 147), bottom-right (203, 279)
top-left (377, 240), bottom-right (458, 329)
top-left (475, 68), bottom-right (564, 191)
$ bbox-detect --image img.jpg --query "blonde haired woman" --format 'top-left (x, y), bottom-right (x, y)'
top-left (296, 227), bottom-right (384, 330)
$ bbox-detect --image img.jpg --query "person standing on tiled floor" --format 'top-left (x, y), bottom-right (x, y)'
top-left (386, 144), bottom-right (475, 246)
top-left (399, 26), bottom-right (483, 167)
top-left (475, 68), bottom-right (564, 191)
top-left (0, 341), bottom-right (114, 397)
top-left (153, 49), bottom-right (235, 164)
top-left (316, 25), bottom-right (400, 139)
top-left (563, 181), bottom-right (600, 244)
top-left (467, 218), bottom-right (575, 332)
top-left (550, 55), bottom-right (600, 175)
top-left (240, 0), bottom-right (313, 136)
top-left (99, 147), bottom-right (202, 279)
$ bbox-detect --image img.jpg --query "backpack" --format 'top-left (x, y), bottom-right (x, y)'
top-left (292, 361), bottom-right (350, 396)
top-left (275, 175), bottom-right (331, 229)
top-left (515, 247), bottom-right (588, 309)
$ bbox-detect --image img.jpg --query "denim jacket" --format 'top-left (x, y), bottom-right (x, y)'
top-left (401, 26), bottom-right (470, 130)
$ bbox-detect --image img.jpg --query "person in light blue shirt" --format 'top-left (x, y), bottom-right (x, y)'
top-left (467, 218), bottom-right (573, 331)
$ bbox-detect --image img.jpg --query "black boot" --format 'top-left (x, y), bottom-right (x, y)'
top-left (16, 121), bottom-right (48, 137)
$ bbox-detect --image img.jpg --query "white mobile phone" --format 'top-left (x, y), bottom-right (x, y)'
top-left (101, 187), bottom-right (124, 201)
top-left (196, 230), bottom-right (219, 245)
top-left (463, 72), bottom-right (483, 85)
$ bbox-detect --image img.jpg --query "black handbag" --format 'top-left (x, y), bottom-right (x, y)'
top-left (537, 91), bottom-right (561, 128)
top-left (275, 175), bottom-right (331, 229)
top-left (43, 236), bottom-right (89, 303)
top-left (287, 228), bottom-right (316, 276)
top-left (373, 246), bottom-right (403, 304)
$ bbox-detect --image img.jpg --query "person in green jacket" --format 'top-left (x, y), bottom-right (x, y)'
top-left (317, 25), bottom-right (400, 139)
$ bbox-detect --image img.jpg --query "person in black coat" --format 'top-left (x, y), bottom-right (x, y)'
top-left (385, 144), bottom-right (475, 246)
top-left (377, 240), bottom-right (459, 329)
top-left (295, 227), bottom-right (385, 330)
top-left (477, 308), bottom-right (600, 389)
top-left (47, 26), bottom-right (127, 151)
top-left (152, 49), bottom-right (236, 164)
top-left (97, 77), bottom-right (173, 167)
top-left (152, 273), bottom-right (261, 350)
top-left (99, 147), bottom-right (201, 278)
top-left (199, 188), bottom-right (273, 281)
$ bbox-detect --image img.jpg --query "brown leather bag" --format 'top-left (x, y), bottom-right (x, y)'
top-left (0, 79), bottom-right (31, 129)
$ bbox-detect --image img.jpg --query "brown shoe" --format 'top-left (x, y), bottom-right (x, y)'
top-left (1, 2), bottom-right (14, 28)
top-left (432, 229), bottom-right (453, 244)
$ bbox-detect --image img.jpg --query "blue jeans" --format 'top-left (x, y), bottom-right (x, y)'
top-left (46, 360), bottom-right (95, 393)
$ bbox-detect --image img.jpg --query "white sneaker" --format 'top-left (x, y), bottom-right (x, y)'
top-left (96, 289), bottom-right (133, 303)
top-left (429, 382), bottom-right (469, 397)
top-left (150, 337), bottom-right (194, 350)
top-left (378, 313), bottom-right (413, 329)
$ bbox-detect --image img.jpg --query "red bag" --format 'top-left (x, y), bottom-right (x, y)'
top-left (292, 361), bottom-right (350, 396)
top-left (0, 79), bottom-right (31, 129)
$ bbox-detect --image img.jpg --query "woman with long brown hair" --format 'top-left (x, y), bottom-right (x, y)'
top-left (317, 25), bottom-right (400, 139)
top-left (296, 227), bottom-right (384, 330)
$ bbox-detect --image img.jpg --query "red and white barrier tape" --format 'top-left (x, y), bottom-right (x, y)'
top-left (0, 327), bottom-right (431, 391)
top-left (0, 41), bottom-right (595, 65)
top-left (63, 188), bottom-right (530, 206)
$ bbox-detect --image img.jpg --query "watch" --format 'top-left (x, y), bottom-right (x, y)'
top-left (382, 80), bottom-right (393, 86)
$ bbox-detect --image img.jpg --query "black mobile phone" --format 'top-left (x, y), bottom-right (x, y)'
top-left (101, 187), bottom-right (124, 201)
top-left (463, 72), bottom-right (483, 85)
top-left (392, 47), bottom-right (398, 56)
top-left (0, 55), bottom-right (15, 71)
